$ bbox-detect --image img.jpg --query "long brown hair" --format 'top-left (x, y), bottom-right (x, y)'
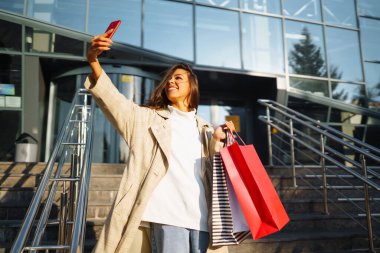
top-left (145, 63), bottom-right (200, 110)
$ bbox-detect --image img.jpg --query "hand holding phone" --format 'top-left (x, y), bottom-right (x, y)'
top-left (105, 20), bottom-right (121, 39)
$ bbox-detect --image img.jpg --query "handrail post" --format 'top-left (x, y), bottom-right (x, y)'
top-left (360, 154), bottom-right (375, 253)
top-left (319, 133), bottom-right (329, 215)
top-left (289, 119), bottom-right (297, 187)
top-left (266, 106), bottom-right (273, 167)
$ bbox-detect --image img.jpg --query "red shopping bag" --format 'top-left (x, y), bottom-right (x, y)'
top-left (220, 131), bottom-right (290, 240)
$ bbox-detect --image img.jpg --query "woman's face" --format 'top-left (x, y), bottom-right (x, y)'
top-left (165, 68), bottom-right (191, 107)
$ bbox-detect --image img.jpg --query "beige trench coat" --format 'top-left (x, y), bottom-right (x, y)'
top-left (85, 71), bottom-right (228, 253)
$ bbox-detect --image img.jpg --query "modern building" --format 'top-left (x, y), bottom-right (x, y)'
top-left (0, 0), bottom-right (379, 164)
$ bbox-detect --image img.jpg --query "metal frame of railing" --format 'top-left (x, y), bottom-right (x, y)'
top-left (11, 89), bottom-right (95, 253)
top-left (258, 99), bottom-right (380, 252)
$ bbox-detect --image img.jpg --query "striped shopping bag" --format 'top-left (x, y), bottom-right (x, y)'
top-left (211, 153), bottom-right (251, 246)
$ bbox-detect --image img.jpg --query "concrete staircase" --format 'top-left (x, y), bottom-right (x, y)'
top-left (1, 162), bottom-right (379, 252)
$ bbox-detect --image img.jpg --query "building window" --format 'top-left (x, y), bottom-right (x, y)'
top-left (360, 18), bottom-right (380, 62)
top-left (289, 77), bottom-right (329, 97)
top-left (196, 0), bottom-right (238, 9)
top-left (196, 6), bottom-right (240, 68)
top-left (285, 20), bottom-right (327, 77)
top-left (0, 19), bottom-right (22, 52)
top-left (0, 54), bottom-right (22, 101)
top-left (0, 111), bottom-right (21, 161)
top-left (88, 0), bottom-right (141, 47)
top-left (27, 0), bottom-right (86, 32)
top-left (283, 0), bottom-right (322, 22)
top-left (287, 96), bottom-right (328, 122)
top-left (144, 0), bottom-right (193, 60)
top-left (365, 63), bottom-right (380, 112)
top-left (25, 27), bottom-right (83, 56)
top-left (358, 0), bottom-right (380, 19)
top-left (322, 0), bottom-right (357, 28)
top-left (326, 27), bottom-right (363, 82)
top-left (331, 82), bottom-right (365, 106)
top-left (242, 14), bottom-right (284, 73)
top-left (240, 0), bottom-right (281, 14)
top-left (0, 0), bottom-right (24, 14)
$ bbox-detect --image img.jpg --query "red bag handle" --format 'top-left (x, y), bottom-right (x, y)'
top-left (225, 129), bottom-right (246, 146)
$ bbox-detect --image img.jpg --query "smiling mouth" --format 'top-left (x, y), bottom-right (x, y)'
top-left (167, 86), bottom-right (178, 91)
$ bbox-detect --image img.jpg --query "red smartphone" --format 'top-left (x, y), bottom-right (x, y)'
top-left (105, 20), bottom-right (121, 38)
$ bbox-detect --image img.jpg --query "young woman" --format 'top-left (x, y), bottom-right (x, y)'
top-left (86, 29), bottom-right (233, 253)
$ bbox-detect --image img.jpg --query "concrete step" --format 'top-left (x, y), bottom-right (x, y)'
top-left (266, 165), bottom-right (380, 177)
top-left (271, 174), bottom-right (379, 188)
top-left (283, 198), bottom-right (380, 214)
top-left (0, 162), bottom-right (125, 175)
top-left (2, 218), bottom-right (379, 253)
top-left (0, 173), bottom-right (122, 189)
top-left (228, 230), bottom-right (380, 253)
top-left (278, 186), bottom-right (380, 199)
top-left (284, 213), bottom-right (372, 232)
top-left (1, 162), bottom-right (379, 253)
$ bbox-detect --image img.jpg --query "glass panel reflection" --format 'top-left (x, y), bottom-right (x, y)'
top-left (326, 28), bottom-right (362, 82)
top-left (27, 0), bottom-right (86, 31)
top-left (144, 0), bottom-right (193, 60)
top-left (0, 111), bottom-right (21, 161)
top-left (0, 20), bottom-right (21, 51)
top-left (287, 96), bottom-right (328, 122)
top-left (196, 7), bottom-right (240, 68)
top-left (240, 0), bottom-right (281, 14)
top-left (286, 21), bottom-right (326, 77)
top-left (0, 0), bottom-right (24, 14)
top-left (242, 14), bottom-right (284, 73)
top-left (365, 63), bottom-right (380, 112)
top-left (322, 0), bottom-right (357, 27)
top-left (196, 0), bottom-right (238, 9)
top-left (365, 127), bottom-right (380, 152)
top-left (89, 0), bottom-right (141, 46)
top-left (283, 0), bottom-right (321, 21)
top-left (331, 82), bottom-right (365, 106)
top-left (25, 27), bottom-right (83, 56)
top-left (0, 54), bottom-right (22, 98)
top-left (198, 101), bottom-right (247, 141)
top-left (289, 77), bottom-right (329, 97)
top-left (360, 18), bottom-right (380, 62)
top-left (329, 108), bottom-right (363, 124)
top-left (358, 0), bottom-right (380, 19)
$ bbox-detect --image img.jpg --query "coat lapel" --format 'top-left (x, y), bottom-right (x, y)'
top-left (151, 109), bottom-right (171, 161)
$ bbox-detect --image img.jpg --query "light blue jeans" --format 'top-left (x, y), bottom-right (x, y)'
top-left (151, 223), bottom-right (209, 253)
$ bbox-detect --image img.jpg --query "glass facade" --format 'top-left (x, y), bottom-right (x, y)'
top-left (1, 0), bottom-right (380, 161)
top-left (286, 20), bottom-right (326, 77)
top-left (242, 14), bottom-right (284, 73)
top-left (196, 7), bottom-right (240, 68)
top-left (144, 0), bottom-right (193, 60)
top-left (88, 0), bottom-right (141, 47)
top-left (325, 27), bottom-right (362, 82)
top-left (27, 0), bottom-right (86, 31)
top-left (322, 0), bottom-right (357, 28)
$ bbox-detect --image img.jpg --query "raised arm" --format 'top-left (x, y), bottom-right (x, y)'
top-left (86, 29), bottom-right (114, 82)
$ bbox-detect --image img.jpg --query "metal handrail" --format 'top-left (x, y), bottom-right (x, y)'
top-left (258, 99), bottom-right (380, 253)
top-left (261, 115), bottom-right (380, 190)
top-left (11, 89), bottom-right (95, 253)
top-left (259, 99), bottom-right (380, 167)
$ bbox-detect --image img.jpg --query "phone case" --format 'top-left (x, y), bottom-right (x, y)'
top-left (105, 20), bottom-right (121, 38)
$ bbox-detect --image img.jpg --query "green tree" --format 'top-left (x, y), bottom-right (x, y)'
top-left (289, 27), bottom-right (326, 77)
top-left (289, 27), bottom-right (343, 79)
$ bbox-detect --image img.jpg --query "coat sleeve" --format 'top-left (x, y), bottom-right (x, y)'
top-left (206, 127), bottom-right (224, 158)
top-left (84, 70), bottom-right (141, 146)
